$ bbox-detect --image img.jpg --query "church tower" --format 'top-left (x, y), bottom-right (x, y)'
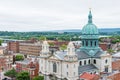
top-left (40, 39), bottom-right (51, 58)
top-left (80, 9), bottom-right (102, 56)
top-left (63, 42), bottom-right (78, 80)
top-left (64, 42), bottom-right (77, 61)
top-left (41, 40), bottom-right (49, 54)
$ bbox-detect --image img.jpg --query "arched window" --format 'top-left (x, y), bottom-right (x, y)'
top-left (91, 41), bottom-right (92, 47)
top-left (53, 63), bottom-right (57, 73)
top-left (84, 60), bottom-right (86, 65)
top-left (95, 41), bottom-right (97, 46)
top-left (88, 59), bottom-right (90, 64)
top-left (93, 59), bottom-right (96, 64)
top-left (82, 41), bottom-right (84, 46)
top-left (94, 71), bottom-right (96, 74)
top-left (79, 61), bottom-right (82, 66)
top-left (105, 59), bottom-right (108, 64)
top-left (86, 41), bottom-right (88, 46)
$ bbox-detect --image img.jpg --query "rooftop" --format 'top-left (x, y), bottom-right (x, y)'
top-left (112, 60), bottom-right (120, 70)
top-left (78, 64), bottom-right (98, 74)
top-left (80, 72), bottom-right (100, 80)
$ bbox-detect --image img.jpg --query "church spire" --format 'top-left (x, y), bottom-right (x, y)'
top-left (88, 8), bottom-right (92, 24)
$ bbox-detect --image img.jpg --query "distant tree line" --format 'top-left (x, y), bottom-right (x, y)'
top-left (0, 31), bottom-right (119, 41)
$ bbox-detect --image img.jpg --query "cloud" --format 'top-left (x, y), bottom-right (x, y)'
top-left (0, 0), bottom-right (119, 31)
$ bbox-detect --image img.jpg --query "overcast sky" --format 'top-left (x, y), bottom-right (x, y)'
top-left (0, 0), bottom-right (119, 31)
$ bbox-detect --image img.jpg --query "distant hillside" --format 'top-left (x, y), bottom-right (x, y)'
top-left (51, 28), bottom-right (120, 33)
top-left (99, 28), bottom-right (120, 33)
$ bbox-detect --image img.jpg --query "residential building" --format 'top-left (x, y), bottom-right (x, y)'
top-left (16, 58), bottom-right (39, 79)
top-left (108, 73), bottom-right (120, 80)
top-left (0, 56), bottom-right (7, 71)
top-left (7, 41), bottom-right (19, 53)
top-left (19, 42), bottom-right (42, 56)
top-left (0, 46), bottom-right (7, 55)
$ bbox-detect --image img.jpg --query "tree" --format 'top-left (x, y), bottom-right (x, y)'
top-left (33, 76), bottom-right (44, 80)
top-left (39, 36), bottom-right (46, 40)
top-left (0, 39), bottom-right (3, 46)
top-left (4, 68), bottom-right (17, 79)
top-left (60, 44), bottom-right (67, 51)
top-left (49, 42), bottom-right (54, 47)
top-left (107, 49), bottom-right (115, 55)
top-left (16, 71), bottom-right (30, 80)
top-left (15, 54), bottom-right (24, 61)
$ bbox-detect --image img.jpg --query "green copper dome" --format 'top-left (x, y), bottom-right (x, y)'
top-left (82, 10), bottom-right (99, 35)
top-left (80, 10), bottom-right (102, 56)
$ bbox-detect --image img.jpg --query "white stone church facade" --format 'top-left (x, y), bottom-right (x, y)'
top-left (39, 10), bottom-right (112, 80)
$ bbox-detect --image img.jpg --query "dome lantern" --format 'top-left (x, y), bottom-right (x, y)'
top-left (88, 9), bottom-right (92, 24)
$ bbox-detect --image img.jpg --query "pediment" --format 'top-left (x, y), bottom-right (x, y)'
top-left (49, 55), bottom-right (60, 60)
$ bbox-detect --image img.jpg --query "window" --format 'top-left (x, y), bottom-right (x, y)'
top-left (105, 59), bottom-right (108, 64)
top-left (67, 64), bottom-right (68, 68)
top-left (94, 71), bottom-right (96, 74)
top-left (84, 60), bottom-right (86, 65)
top-left (67, 72), bottom-right (68, 76)
top-left (88, 59), bottom-right (90, 64)
top-left (82, 41), bottom-right (84, 46)
top-left (93, 59), bottom-right (96, 64)
top-left (53, 63), bottom-right (57, 73)
top-left (79, 61), bottom-right (82, 66)
top-left (74, 64), bottom-right (75, 68)
top-left (86, 41), bottom-right (88, 46)
top-left (105, 66), bottom-right (108, 72)
top-left (95, 41), bottom-right (97, 46)
top-left (91, 41), bottom-right (92, 47)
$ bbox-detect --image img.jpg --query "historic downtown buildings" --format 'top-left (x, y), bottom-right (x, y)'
top-left (39, 10), bottom-right (112, 80)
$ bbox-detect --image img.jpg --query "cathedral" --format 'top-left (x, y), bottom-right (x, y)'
top-left (39, 10), bottom-right (112, 80)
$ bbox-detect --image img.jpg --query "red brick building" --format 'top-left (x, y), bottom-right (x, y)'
top-left (0, 56), bottom-right (7, 71)
top-left (16, 58), bottom-right (39, 79)
top-left (108, 73), bottom-right (120, 80)
top-left (99, 43), bottom-right (108, 51)
top-left (112, 60), bottom-right (120, 71)
top-left (19, 42), bottom-right (42, 56)
top-left (7, 41), bottom-right (19, 53)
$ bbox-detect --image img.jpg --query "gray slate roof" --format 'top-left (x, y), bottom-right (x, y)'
top-left (76, 51), bottom-right (90, 59)
top-left (78, 64), bottom-right (98, 74)
top-left (76, 50), bottom-right (103, 60)
top-left (94, 51), bottom-right (103, 58)
top-left (54, 51), bottom-right (67, 60)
